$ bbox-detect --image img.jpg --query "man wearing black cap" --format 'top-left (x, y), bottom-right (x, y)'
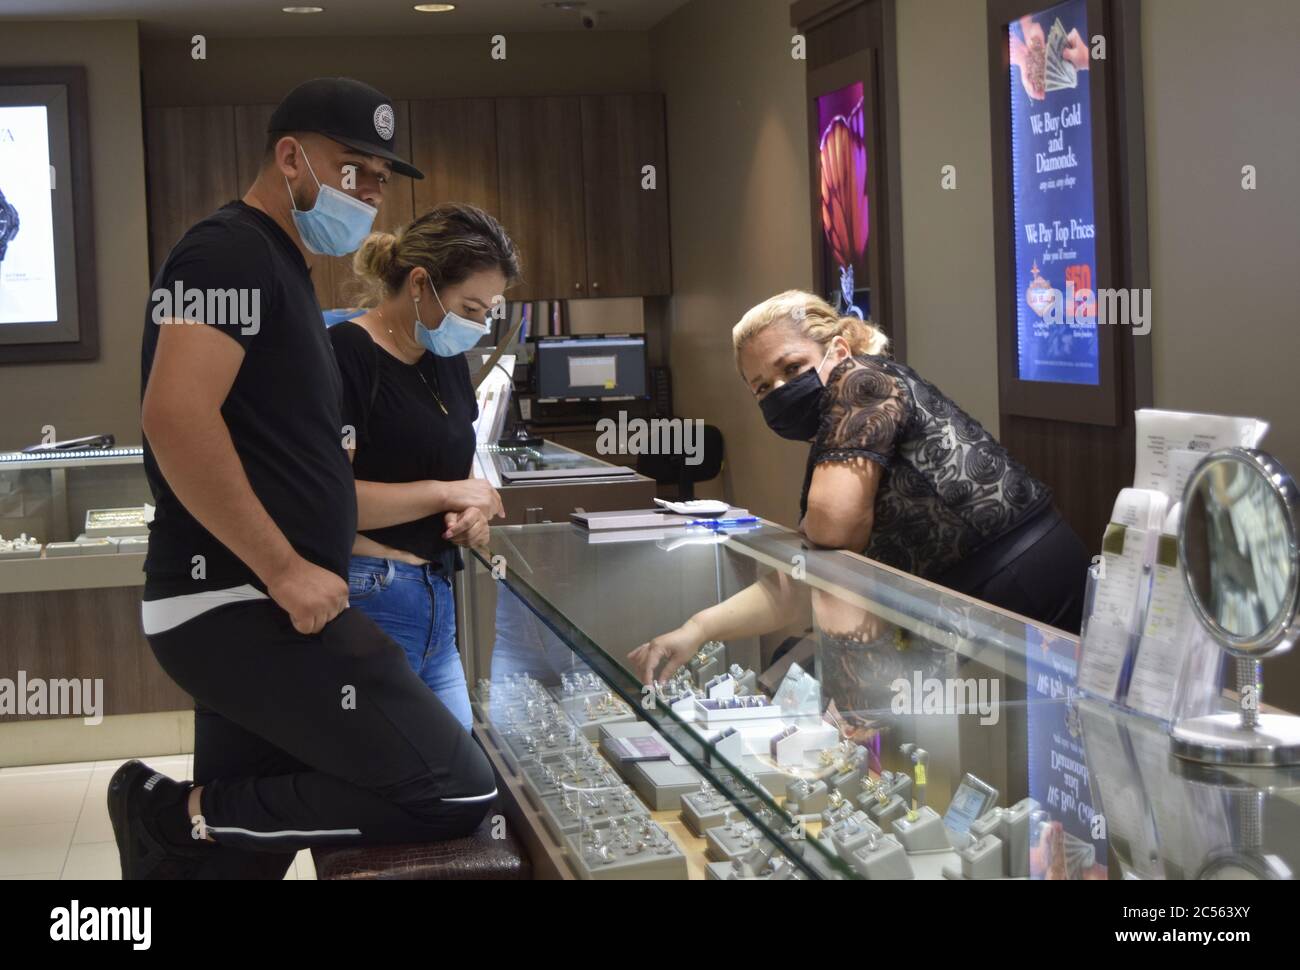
top-left (112, 78), bottom-right (496, 879)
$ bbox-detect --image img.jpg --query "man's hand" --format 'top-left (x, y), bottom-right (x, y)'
top-left (264, 556), bottom-right (349, 635)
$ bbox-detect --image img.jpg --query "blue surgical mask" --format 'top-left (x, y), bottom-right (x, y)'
top-left (285, 142), bottom-right (377, 257)
top-left (414, 281), bottom-right (490, 357)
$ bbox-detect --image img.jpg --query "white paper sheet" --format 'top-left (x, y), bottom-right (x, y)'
top-left (1134, 409), bottom-right (1269, 500)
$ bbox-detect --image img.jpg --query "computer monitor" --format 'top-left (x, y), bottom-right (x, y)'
top-left (534, 336), bottom-right (647, 401)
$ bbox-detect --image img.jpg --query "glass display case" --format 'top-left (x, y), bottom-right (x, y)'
top-left (0, 447), bottom-right (151, 587)
top-left (459, 517), bottom-right (1300, 880)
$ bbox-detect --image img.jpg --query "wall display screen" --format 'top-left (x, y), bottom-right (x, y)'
top-left (1008, 0), bottom-right (1099, 385)
top-left (0, 104), bottom-right (59, 325)
top-left (815, 81), bottom-right (869, 320)
top-left (0, 68), bottom-right (97, 363)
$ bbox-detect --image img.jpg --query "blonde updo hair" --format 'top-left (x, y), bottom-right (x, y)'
top-left (732, 290), bottom-right (889, 367)
top-left (351, 202), bottom-right (521, 307)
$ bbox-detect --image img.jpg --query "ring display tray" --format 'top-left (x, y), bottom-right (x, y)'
top-left (704, 817), bottom-right (765, 862)
top-left (537, 784), bottom-right (649, 841)
top-left (521, 758), bottom-right (619, 811)
top-left (564, 818), bottom-right (688, 880)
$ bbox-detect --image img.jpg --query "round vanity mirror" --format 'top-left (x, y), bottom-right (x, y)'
top-left (1174, 448), bottom-right (1300, 765)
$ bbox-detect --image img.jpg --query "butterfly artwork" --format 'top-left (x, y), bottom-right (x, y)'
top-left (819, 94), bottom-right (869, 318)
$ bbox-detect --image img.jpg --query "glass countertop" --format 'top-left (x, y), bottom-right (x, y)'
top-left (468, 518), bottom-right (1300, 880)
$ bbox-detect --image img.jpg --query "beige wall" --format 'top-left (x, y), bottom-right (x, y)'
top-left (892, 0), bottom-right (1300, 470)
top-left (140, 32), bottom-right (655, 105)
top-left (895, 0), bottom-right (1001, 436)
top-left (650, 0), bottom-right (814, 524)
top-left (0, 21), bottom-right (150, 452)
top-left (1143, 0), bottom-right (1300, 475)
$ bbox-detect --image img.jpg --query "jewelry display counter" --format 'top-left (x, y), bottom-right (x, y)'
top-left (458, 518), bottom-right (1300, 880)
top-left (0, 448), bottom-right (190, 730)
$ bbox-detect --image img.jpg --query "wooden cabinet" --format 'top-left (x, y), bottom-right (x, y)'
top-left (493, 94), bottom-right (672, 300)
top-left (145, 94), bottom-right (672, 305)
top-left (410, 98), bottom-right (499, 215)
top-left (581, 94), bottom-right (671, 297)
top-left (494, 96), bottom-right (590, 302)
top-left (144, 105), bottom-right (239, 277)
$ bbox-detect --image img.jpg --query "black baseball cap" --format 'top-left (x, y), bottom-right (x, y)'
top-left (268, 77), bottom-right (424, 180)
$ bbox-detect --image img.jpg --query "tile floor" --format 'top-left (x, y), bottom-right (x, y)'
top-left (0, 754), bottom-right (316, 880)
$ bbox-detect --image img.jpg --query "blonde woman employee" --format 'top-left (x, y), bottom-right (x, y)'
top-left (329, 204), bottom-right (519, 730)
top-left (631, 290), bottom-right (1090, 690)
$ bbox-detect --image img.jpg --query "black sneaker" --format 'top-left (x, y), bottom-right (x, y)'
top-left (107, 760), bottom-right (208, 879)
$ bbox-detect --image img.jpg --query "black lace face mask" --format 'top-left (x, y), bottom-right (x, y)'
top-left (759, 347), bottom-right (832, 441)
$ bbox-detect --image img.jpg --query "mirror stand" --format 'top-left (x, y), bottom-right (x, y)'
top-left (1172, 652), bottom-right (1300, 766)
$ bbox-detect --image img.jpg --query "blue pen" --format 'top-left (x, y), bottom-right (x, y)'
top-left (687, 517), bottom-right (759, 529)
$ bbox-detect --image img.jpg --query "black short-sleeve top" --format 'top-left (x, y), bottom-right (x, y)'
top-left (329, 319), bottom-right (479, 573)
top-left (798, 355), bottom-right (1051, 580)
top-left (140, 201), bottom-right (356, 597)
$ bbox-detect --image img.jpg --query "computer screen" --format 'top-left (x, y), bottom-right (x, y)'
top-left (535, 336), bottom-right (647, 400)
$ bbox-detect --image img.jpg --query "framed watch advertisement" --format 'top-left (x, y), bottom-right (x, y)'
top-left (0, 67), bottom-right (99, 363)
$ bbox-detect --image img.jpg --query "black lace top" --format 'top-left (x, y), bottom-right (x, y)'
top-left (798, 355), bottom-right (1051, 580)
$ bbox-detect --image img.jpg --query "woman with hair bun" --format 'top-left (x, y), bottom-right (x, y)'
top-left (631, 290), bottom-right (1089, 698)
top-left (328, 203), bottom-right (520, 730)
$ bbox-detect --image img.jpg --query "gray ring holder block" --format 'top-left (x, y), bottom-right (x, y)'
top-left (890, 806), bottom-right (950, 853)
top-left (943, 834), bottom-right (1005, 880)
top-left (849, 833), bottom-right (915, 879)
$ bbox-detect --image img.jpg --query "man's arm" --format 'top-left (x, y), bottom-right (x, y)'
top-left (143, 321), bottom-right (347, 634)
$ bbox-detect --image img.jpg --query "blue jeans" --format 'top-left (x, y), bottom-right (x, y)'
top-left (346, 555), bottom-right (472, 732)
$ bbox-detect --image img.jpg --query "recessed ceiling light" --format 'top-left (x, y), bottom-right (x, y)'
top-left (414, 3), bottom-right (457, 10)
top-left (282, 5), bottom-right (324, 12)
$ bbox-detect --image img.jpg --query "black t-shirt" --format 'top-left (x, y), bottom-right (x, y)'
top-left (140, 201), bottom-right (357, 597)
top-left (328, 319), bottom-right (478, 572)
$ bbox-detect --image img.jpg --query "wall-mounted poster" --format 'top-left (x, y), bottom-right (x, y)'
top-left (0, 105), bottom-right (59, 325)
top-left (1008, 0), bottom-right (1099, 385)
top-left (816, 81), bottom-right (869, 320)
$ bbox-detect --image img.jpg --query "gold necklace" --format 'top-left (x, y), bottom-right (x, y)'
top-left (376, 307), bottom-right (448, 415)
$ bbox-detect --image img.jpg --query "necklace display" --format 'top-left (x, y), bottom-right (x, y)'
top-left (377, 304), bottom-right (448, 415)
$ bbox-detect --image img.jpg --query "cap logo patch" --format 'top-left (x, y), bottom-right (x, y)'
top-left (373, 104), bottom-right (395, 141)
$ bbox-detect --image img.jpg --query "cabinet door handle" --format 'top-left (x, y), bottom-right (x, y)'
top-left (591, 282), bottom-right (600, 291)
top-left (574, 283), bottom-right (583, 292)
